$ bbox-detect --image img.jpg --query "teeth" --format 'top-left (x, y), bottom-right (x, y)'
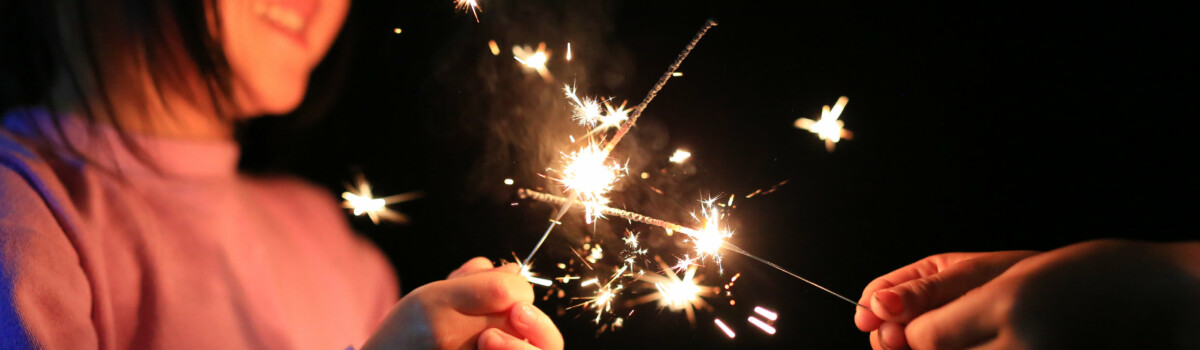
top-left (253, 1), bottom-right (305, 34)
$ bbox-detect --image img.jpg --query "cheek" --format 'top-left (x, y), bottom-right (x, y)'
top-left (220, 0), bottom-right (349, 116)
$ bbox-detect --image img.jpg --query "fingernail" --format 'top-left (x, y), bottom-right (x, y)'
top-left (516, 304), bottom-right (537, 327)
top-left (874, 289), bottom-right (904, 315)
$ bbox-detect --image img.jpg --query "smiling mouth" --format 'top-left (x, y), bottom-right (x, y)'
top-left (252, 1), bottom-right (307, 36)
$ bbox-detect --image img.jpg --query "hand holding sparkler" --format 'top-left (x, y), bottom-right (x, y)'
top-left (362, 259), bottom-right (563, 350)
top-left (858, 241), bottom-right (1200, 350)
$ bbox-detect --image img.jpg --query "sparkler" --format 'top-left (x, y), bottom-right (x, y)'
top-left (341, 175), bottom-right (420, 224)
top-left (521, 20), bottom-right (718, 267)
top-left (454, 0), bottom-right (480, 22)
top-left (794, 96), bottom-right (853, 151)
top-left (518, 188), bottom-right (871, 310)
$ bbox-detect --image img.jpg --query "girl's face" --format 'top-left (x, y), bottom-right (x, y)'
top-left (219, 0), bottom-right (349, 116)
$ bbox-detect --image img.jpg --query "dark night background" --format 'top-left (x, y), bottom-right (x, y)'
top-left (239, 1), bottom-right (1196, 349)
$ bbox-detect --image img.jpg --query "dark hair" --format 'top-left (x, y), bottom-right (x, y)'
top-left (1, 0), bottom-right (234, 124)
top-left (1, 0), bottom-right (350, 173)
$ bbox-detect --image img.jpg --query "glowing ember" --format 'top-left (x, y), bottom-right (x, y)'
top-left (669, 149), bottom-right (692, 163)
top-left (794, 96), bottom-right (853, 151)
top-left (514, 43), bottom-right (552, 81)
top-left (714, 318), bottom-right (737, 339)
top-left (566, 42), bottom-right (573, 61)
top-left (454, 0), bottom-right (480, 22)
top-left (503, 178), bottom-right (514, 185)
top-left (487, 40), bottom-right (500, 55)
top-left (748, 316), bottom-right (777, 335)
top-left (753, 306), bottom-right (778, 321)
top-left (392, 28), bottom-right (402, 34)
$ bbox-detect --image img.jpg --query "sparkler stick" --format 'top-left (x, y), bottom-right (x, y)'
top-left (518, 188), bottom-right (871, 310)
top-left (602, 19), bottom-right (718, 156)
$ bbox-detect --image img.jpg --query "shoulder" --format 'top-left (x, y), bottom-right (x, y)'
top-left (0, 132), bottom-right (97, 349)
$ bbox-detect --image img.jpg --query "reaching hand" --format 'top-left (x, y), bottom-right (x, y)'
top-left (857, 240), bottom-right (1200, 350)
top-left (363, 257), bottom-right (563, 350)
top-left (856, 251), bottom-right (1038, 349)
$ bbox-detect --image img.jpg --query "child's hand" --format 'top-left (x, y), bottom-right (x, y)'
top-left (855, 250), bottom-right (1038, 349)
top-left (857, 240), bottom-right (1200, 350)
top-left (363, 257), bottom-right (563, 350)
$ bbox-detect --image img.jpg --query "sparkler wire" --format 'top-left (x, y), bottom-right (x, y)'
top-left (519, 188), bottom-right (872, 310)
top-left (602, 19), bottom-right (718, 156)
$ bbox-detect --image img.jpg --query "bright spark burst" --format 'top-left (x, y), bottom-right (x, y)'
top-left (454, 0), bottom-right (480, 22)
top-left (556, 142), bottom-right (626, 221)
top-left (687, 197), bottom-right (733, 269)
top-left (564, 85), bottom-right (604, 127)
top-left (794, 96), bottom-right (853, 152)
top-left (669, 149), bottom-right (692, 163)
top-left (638, 263), bottom-right (718, 324)
top-left (341, 175), bottom-right (419, 224)
top-left (514, 43), bottom-right (552, 81)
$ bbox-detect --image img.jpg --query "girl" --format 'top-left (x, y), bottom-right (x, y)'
top-left (0, 0), bottom-right (562, 349)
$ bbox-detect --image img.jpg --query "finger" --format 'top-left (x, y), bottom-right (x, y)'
top-left (879, 322), bottom-right (909, 350)
top-left (873, 251), bottom-right (1037, 323)
top-left (857, 252), bottom-right (985, 331)
top-left (870, 329), bottom-right (884, 350)
top-left (509, 304), bottom-right (563, 350)
top-left (442, 270), bottom-right (535, 315)
top-left (479, 328), bottom-right (539, 350)
top-left (450, 257), bottom-right (496, 279)
top-left (905, 284), bottom-right (1003, 350)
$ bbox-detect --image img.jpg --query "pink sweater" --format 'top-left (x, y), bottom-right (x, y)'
top-left (0, 110), bottom-right (398, 349)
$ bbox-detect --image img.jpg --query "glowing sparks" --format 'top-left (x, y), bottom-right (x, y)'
top-left (503, 178), bottom-right (514, 185)
top-left (487, 40), bottom-right (500, 55)
top-left (520, 263), bottom-right (554, 287)
top-left (794, 96), bottom-right (853, 151)
top-left (672, 72), bottom-right (684, 77)
top-left (714, 318), bottom-right (737, 339)
top-left (689, 198), bottom-right (733, 266)
top-left (392, 28), bottom-right (402, 34)
top-left (454, 0), bottom-right (480, 22)
top-left (669, 149), bottom-right (692, 163)
top-left (514, 43), bottom-right (552, 81)
top-left (566, 42), bottom-right (573, 61)
top-left (655, 266), bottom-right (701, 311)
top-left (341, 175), bottom-right (419, 224)
top-left (753, 306), bottom-right (778, 321)
top-left (748, 316), bottom-right (777, 334)
top-left (564, 85), bottom-right (604, 127)
top-left (557, 142), bottom-right (625, 216)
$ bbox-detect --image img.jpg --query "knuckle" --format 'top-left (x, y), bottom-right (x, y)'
top-left (485, 274), bottom-right (512, 302)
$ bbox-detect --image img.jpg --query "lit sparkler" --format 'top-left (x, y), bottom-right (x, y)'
top-left (518, 188), bottom-right (872, 309)
top-left (341, 175), bottom-right (420, 224)
top-left (454, 0), bottom-right (480, 22)
top-left (794, 96), bottom-right (853, 151)
top-left (634, 256), bottom-right (719, 324)
top-left (520, 20), bottom-right (719, 268)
